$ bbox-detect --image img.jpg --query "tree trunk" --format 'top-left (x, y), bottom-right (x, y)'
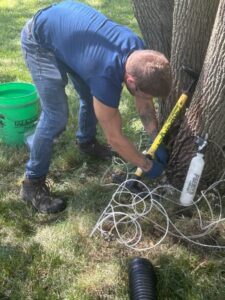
top-left (168, 0), bottom-right (225, 188)
top-left (164, 0), bottom-right (219, 122)
top-left (132, 0), bottom-right (174, 59)
top-left (132, 0), bottom-right (173, 143)
top-left (132, 0), bottom-right (225, 188)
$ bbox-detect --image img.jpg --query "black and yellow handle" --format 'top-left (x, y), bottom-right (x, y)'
top-left (135, 93), bottom-right (189, 177)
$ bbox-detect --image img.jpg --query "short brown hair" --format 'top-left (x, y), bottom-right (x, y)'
top-left (127, 50), bottom-right (172, 97)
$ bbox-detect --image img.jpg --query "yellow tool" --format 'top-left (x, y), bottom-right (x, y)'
top-left (135, 67), bottom-right (198, 178)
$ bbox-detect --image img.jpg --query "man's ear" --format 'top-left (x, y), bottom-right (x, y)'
top-left (125, 73), bottom-right (136, 90)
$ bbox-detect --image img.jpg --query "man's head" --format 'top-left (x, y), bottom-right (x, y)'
top-left (124, 50), bottom-right (172, 98)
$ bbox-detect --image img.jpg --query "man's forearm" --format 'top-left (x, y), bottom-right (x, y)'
top-left (136, 97), bottom-right (158, 140)
top-left (93, 97), bottom-right (152, 171)
top-left (139, 107), bottom-right (158, 140)
top-left (143, 120), bottom-right (158, 140)
top-left (109, 135), bottom-right (151, 172)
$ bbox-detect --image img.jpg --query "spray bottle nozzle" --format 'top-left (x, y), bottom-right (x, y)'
top-left (196, 134), bottom-right (208, 152)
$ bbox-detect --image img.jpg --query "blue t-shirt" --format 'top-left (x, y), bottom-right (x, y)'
top-left (34, 1), bottom-right (145, 108)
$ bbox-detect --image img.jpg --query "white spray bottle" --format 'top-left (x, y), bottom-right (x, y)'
top-left (180, 135), bottom-right (208, 206)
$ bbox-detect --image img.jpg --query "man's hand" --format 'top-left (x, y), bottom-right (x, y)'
top-left (143, 156), bottom-right (167, 179)
top-left (149, 142), bottom-right (169, 166)
top-left (143, 143), bottom-right (169, 179)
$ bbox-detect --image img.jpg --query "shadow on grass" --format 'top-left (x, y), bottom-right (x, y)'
top-left (0, 242), bottom-right (40, 299)
top-left (157, 254), bottom-right (195, 300)
top-left (0, 219), bottom-right (111, 299)
top-left (156, 253), bottom-right (225, 300)
top-left (0, 198), bottom-right (37, 237)
top-left (0, 195), bottom-right (69, 239)
top-left (70, 181), bottom-right (113, 213)
top-left (0, 241), bottom-right (67, 299)
top-left (0, 143), bottom-right (28, 173)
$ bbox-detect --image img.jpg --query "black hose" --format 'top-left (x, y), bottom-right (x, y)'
top-left (129, 257), bottom-right (157, 300)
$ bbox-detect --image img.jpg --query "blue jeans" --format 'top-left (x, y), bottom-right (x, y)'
top-left (21, 19), bottom-right (97, 178)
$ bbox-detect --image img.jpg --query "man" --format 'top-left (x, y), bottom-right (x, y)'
top-left (20, 1), bottom-right (172, 214)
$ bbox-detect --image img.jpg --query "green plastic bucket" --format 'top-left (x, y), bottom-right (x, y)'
top-left (0, 82), bottom-right (39, 145)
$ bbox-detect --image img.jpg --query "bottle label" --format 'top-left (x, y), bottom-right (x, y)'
top-left (186, 173), bottom-right (200, 194)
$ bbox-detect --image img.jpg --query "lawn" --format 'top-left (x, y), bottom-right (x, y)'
top-left (0, 0), bottom-right (225, 299)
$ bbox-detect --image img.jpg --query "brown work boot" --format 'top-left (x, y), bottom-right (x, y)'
top-left (20, 177), bottom-right (67, 214)
top-left (77, 138), bottom-right (112, 160)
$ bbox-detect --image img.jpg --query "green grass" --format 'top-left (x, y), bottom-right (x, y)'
top-left (0, 0), bottom-right (225, 299)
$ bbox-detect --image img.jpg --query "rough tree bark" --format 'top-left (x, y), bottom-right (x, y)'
top-left (133, 0), bottom-right (173, 133)
top-left (132, 0), bottom-right (225, 188)
top-left (133, 0), bottom-right (174, 59)
top-left (170, 0), bottom-right (225, 187)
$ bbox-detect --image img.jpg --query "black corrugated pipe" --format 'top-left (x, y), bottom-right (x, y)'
top-left (129, 257), bottom-right (157, 300)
